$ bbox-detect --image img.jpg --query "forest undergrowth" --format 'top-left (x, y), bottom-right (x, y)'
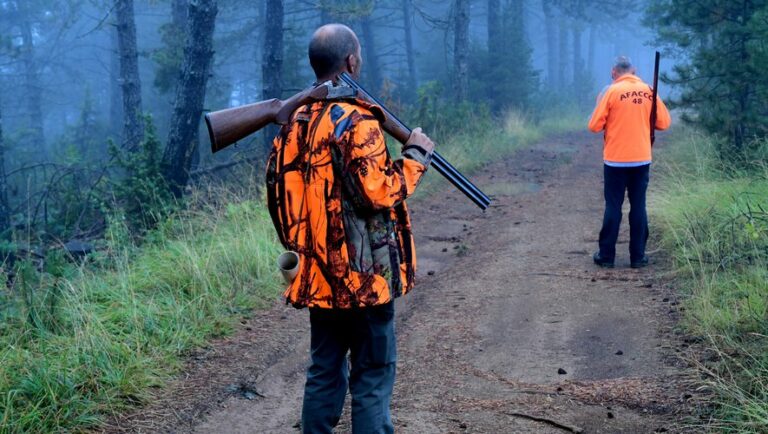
top-left (0, 107), bottom-right (582, 433)
top-left (653, 129), bottom-right (768, 433)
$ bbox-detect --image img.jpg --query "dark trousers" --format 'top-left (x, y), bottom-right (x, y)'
top-left (598, 164), bottom-right (650, 262)
top-left (302, 302), bottom-right (396, 434)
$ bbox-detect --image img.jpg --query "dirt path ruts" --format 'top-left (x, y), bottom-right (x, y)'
top-left (107, 132), bottom-right (694, 433)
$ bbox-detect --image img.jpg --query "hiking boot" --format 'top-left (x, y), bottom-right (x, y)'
top-left (593, 251), bottom-right (614, 268)
top-left (631, 255), bottom-right (649, 269)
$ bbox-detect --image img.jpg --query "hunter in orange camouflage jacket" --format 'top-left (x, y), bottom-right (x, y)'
top-left (266, 97), bottom-right (432, 309)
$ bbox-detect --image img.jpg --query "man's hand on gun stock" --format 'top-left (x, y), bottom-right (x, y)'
top-left (405, 127), bottom-right (435, 155)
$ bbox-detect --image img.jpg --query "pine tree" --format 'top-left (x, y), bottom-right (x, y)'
top-left (453, 0), bottom-right (470, 101)
top-left (162, 0), bottom-right (218, 197)
top-left (481, 0), bottom-right (537, 112)
top-left (648, 0), bottom-right (768, 154)
top-left (262, 0), bottom-right (283, 151)
top-left (115, 0), bottom-right (145, 151)
top-left (0, 96), bottom-right (9, 236)
top-left (152, 0), bottom-right (188, 95)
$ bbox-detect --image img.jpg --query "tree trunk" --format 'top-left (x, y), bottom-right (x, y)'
top-left (0, 99), bottom-right (10, 236)
top-left (557, 18), bottom-right (568, 91)
top-left (109, 25), bottom-right (123, 141)
top-left (76, 89), bottom-right (95, 158)
top-left (488, 0), bottom-right (501, 55)
top-left (360, 14), bottom-right (382, 95)
top-left (453, 0), bottom-right (470, 101)
top-left (19, 16), bottom-right (46, 157)
top-left (115, 0), bottom-right (145, 150)
top-left (402, 0), bottom-right (417, 94)
top-left (572, 24), bottom-right (584, 103)
top-left (485, 0), bottom-right (500, 113)
top-left (318, 0), bottom-right (332, 24)
top-left (542, 0), bottom-right (557, 88)
top-left (172, 0), bottom-right (190, 87)
top-left (262, 0), bottom-right (283, 150)
top-left (163, 0), bottom-right (218, 197)
top-left (572, 24), bottom-right (582, 84)
top-left (587, 25), bottom-right (596, 80)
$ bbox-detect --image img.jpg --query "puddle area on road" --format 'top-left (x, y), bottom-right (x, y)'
top-left (483, 181), bottom-right (542, 196)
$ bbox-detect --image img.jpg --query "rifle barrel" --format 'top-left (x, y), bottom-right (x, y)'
top-left (339, 73), bottom-right (491, 210)
top-left (650, 51), bottom-right (660, 146)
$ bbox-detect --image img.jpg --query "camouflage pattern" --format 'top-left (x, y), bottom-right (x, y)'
top-left (266, 98), bottom-right (431, 309)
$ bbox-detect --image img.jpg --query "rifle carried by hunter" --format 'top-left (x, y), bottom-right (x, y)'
top-left (650, 51), bottom-right (660, 146)
top-left (204, 75), bottom-right (491, 211)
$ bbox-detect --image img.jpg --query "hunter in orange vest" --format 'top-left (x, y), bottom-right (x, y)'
top-left (266, 24), bottom-right (435, 433)
top-left (588, 56), bottom-right (671, 269)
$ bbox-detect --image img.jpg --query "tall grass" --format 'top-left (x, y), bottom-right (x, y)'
top-left (0, 189), bottom-right (282, 433)
top-left (653, 129), bottom-right (768, 432)
top-left (0, 107), bottom-right (583, 433)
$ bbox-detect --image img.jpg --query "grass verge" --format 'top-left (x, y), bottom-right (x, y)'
top-left (0, 197), bottom-right (282, 433)
top-left (652, 128), bottom-right (768, 432)
top-left (0, 107), bottom-right (582, 433)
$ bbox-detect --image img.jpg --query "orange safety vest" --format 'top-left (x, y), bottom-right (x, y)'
top-left (588, 74), bottom-right (672, 163)
top-left (266, 99), bottom-right (431, 309)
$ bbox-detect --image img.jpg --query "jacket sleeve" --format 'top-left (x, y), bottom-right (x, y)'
top-left (655, 97), bottom-right (672, 131)
top-left (588, 89), bottom-right (611, 133)
top-left (344, 116), bottom-right (431, 210)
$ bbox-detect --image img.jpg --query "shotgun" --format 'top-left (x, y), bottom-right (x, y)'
top-left (338, 73), bottom-right (491, 210)
top-left (204, 77), bottom-right (491, 210)
top-left (650, 51), bottom-right (660, 146)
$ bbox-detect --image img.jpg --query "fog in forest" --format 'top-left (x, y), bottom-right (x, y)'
top-left (5, 3), bottom-right (768, 433)
top-left (0, 0), bottom-right (667, 242)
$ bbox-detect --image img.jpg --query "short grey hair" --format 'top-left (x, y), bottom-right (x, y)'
top-left (613, 56), bottom-right (633, 74)
top-left (308, 24), bottom-right (359, 78)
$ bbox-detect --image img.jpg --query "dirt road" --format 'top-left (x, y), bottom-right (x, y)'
top-left (110, 132), bottom-right (693, 433)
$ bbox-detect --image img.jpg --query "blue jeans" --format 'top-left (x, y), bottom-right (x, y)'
top-left (302, 302), bottom-right (396, 434)
top-left (598, 164), bottom-right (650, 263)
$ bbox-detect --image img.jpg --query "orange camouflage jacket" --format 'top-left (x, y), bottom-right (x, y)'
top-left (266, 97), bottom-right (432, 309)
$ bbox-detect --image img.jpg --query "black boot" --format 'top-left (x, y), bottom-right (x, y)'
top-left (593, 251), bottom-right (615, 268)
top-left (630, 255), bottom-right (649, 269)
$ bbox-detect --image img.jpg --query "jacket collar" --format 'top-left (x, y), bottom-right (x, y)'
top-left (613, 74), bottom-right (640, 84)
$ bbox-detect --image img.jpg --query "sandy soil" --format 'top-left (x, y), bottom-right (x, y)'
top-left (106, 132), bottom-right (698, 434)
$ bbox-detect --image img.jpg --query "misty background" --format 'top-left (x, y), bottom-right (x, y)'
top-left (0, 0), bottom-right (683, 244)
top-left (4, 3), bottom-right (768, 432)
top-left (1, 1), bottom-right (661, 142)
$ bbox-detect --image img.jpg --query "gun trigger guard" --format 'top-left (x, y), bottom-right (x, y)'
top-left (402, 144), bottom-right (428, 157)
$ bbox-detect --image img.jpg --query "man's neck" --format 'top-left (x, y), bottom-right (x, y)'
top-left (316, 76), bottom-right (335, 85)
top-left (316, 69), bottom-right (356, 85)
top-left (316, 72), bottom-right (342, 84)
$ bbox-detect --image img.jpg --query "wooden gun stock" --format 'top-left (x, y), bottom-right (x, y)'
top-left (205, 85), bottom-right (333, 153)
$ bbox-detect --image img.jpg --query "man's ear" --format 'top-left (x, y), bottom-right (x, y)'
top-left (346, 54), bottom-right (358, 76)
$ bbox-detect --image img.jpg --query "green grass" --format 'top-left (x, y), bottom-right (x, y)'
top-left (0, 197), bottom-right (283, 433)
top-left (653, 128), bottom-right (768, 432)
top-left (0, 107), bottom-right (583, 433)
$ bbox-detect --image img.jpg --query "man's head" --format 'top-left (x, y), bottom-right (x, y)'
top-left (611, 56), bottom-right (636, 80)
top-left (308, 24), bottom-right (362, 82)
